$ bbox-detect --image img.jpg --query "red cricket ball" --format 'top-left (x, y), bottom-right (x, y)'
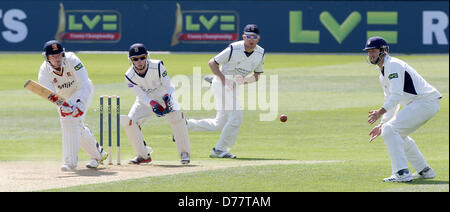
top-left (280, 114), bottom-right (287, 122)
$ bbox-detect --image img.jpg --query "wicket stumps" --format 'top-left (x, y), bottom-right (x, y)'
top-left (99, 95), bottom-right (120, 165)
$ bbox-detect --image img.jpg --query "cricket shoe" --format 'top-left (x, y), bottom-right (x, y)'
top-left (383, 169), bottom-right (413, 182)
top-left (209, 148), bottom-right (237, 159)
top-left (60, 164), bottom-right (76, 172)
top-left (86, 151), bottom-right (108, 169)
top-left (412, 167), bottom-right (436, 179)
top-left (129, 155), bottom-right (152, 165)
top-left (180, 152), bottom-right (190, 164)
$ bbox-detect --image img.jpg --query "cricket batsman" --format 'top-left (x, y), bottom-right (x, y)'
top-left (364, 36), bottom-right (442, 182)
top-left (121, 43), bottom-right (191, 165)
top-left (38, 40), bottom-right (107, 171)
top-left (187, 24), bottom-right (265, 158)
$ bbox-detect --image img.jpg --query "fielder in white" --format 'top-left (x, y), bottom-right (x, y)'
top-left (187, 24), bottom-right (265, 158)
top-left (121, 43), bottom-right (191, 165)
top-left (38, 40), bottom-right (107, 171)
top-left (364, 37), bottom-right (442, 182)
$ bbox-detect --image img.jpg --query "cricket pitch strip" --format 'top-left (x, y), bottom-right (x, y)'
top-left (0, 160), bottom-right (343, 191)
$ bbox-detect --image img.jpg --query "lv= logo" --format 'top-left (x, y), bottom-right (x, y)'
top-left (290, 11), bottom-right (398, 44)
top-left (171, 3), bottom-right (240, 46)
top-left (54, 3), bottom-right (122, 43)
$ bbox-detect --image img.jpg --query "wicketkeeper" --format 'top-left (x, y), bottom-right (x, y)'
top-left (38, 40), bottom-right (107, 171)
top-left (121, 43), bottom-right (191, 165)
top-left (364, 36), bottom-right (442, 182)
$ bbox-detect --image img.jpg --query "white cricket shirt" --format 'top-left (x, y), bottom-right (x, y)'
top-left (124, 59), bottom-right (174, 107)
top-left (213, 40), bottom-right (265, 77)
top-left (378, 55), bottom-right (442, 123)
top-left (38, 52), bottom-right (93, 111)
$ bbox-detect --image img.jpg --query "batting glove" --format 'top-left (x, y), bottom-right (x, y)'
top-left (72, 100), bottom-right (85, 118)
top-left (59, 102), bottom-right (73, 117)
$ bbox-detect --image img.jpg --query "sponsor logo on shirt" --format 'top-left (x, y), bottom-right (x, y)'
top-left (57, 80), bottom-right (75, 89)
top-left (140, 86), bottom-right (158, 94)
top-left (388, 73), bottom-right (398, 80)
top-left (74, 63), bottom-right (84, 71)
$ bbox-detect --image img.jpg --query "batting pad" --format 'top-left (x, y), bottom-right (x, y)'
top-left (120, 115), bottom-right (151, 159)
top-left (80, 125), bottom-right (103, 160)
top-left (60, 117), bottom-right (82, 168)
top-left (165, 111), bottom-right (191, 155)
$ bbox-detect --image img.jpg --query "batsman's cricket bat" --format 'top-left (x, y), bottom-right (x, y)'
top-left (24, 80), bottom-right (66, 106)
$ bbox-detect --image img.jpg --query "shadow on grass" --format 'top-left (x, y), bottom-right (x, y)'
top-left (57, 168), bottom-right (117, 178)
top-left (233, 157), bottom-right (294, 161)
top-left (152, 164), bottom-right (200, 168)
top-left (409, 180), bottom-right (449, 185)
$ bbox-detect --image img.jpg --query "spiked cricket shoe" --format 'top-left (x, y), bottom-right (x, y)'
top-left (60, 164), bottom-right (76, 172)
top-left (412, 167), bottom-right (436, 179)
top-left (180, 152), bottom-right (190, 164)
top-left (86, 150), bottom-right (108, 168)
top-left (383, 169), bottom-right (413, 182)
top-left (209, 148), bottom-right (237, 159)
top-left (129, 155), bottom-right (152, 165)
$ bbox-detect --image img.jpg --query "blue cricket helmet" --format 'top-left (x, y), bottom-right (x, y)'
top-left (363, 36), bottom-right (389, 52)
top-left (243, 24), bottom-right (260, 35)
top-left (129, 43), bottom-right (148, 58)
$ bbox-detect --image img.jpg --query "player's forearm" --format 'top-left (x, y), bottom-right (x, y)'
top-left (252, 72), bottom-right (260, 82)
top-left (208, 58), bottom-right (224, 78)
top-left (382, 91), bottom-right (402, 112)
top-left (236, 73), bottom-right (260, 85)
top-left (380, 104), bottom-right (399, 124)
top-left (378, 107), bottom-right (387, 116)
top-left (130, 86), bottom-right (152, 107)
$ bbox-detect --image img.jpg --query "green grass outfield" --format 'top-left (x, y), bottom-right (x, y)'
top-left (0, 53), bottom-right (448, 192)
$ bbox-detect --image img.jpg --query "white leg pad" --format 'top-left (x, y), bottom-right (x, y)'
top-left (120, 115), bottom-right (150, 158)
top-left (165, 111), bottom-right (191, 155)
top-left (60, 117), bottom-right (82, 168)
top-left (80, 124), bottom-right (103, 160)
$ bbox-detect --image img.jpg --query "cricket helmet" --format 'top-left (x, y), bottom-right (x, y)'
top-left (243, 24), bottom-right (260, 36)
top-left (363, 36), bottom-right (389, 53)
top-left (363, 36), bottom-right (389, 65)
top-left (129, 43), bottom-right (148, 58)
top-left (43, 40), bottom-right (65, 56)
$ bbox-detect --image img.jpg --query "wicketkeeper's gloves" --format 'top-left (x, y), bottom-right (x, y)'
top-left (150, 94), bottom-right (173, 117)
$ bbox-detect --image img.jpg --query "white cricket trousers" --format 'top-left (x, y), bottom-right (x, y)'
top-left (187, 76), bottom-right (243, 152)
top-left (381, 93), bottom-right (441, 174)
